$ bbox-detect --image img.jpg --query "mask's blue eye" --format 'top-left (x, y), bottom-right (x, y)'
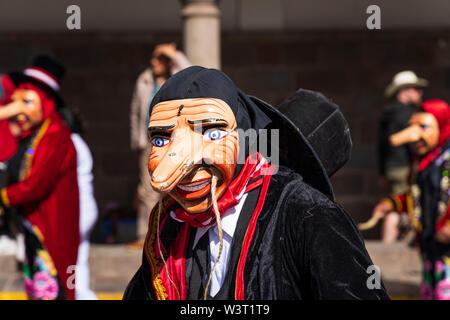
top-left (24, 99), bottom-right (33, 105)
top-left (152, 137), bottom-right (169, 147)
top-left (204, 129), bottom-right (228, 141)
top-left (420, 124), bottom-right (430, 130)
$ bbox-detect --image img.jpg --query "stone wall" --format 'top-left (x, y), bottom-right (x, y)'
top-left (1, 29), bottom-right (450, 240)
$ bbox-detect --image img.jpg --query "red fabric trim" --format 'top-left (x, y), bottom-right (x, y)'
top-left (245, 177), bottom-right (264, 193)
top-left (0, 75), bottom-right (17, 161)
top-left (157, 222), bottom-right (191, 300)
top-left (0, 120), bottom-right (17, 161)
top-left (235, 164), bottom-right (275, 300)
top-left (418, 148), bottom-right (440, 172)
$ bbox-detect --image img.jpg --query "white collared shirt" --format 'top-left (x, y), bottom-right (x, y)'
top-left (191, 192), bottom-right (248, 297)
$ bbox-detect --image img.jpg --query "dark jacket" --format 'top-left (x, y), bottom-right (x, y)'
top-left (123, 165), bottom-right (389, 300)
top-left (378, 101), bottom-right (416, 175)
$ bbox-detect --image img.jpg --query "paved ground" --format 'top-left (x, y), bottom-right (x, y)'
top-left (0, 243), bottom-right (142, 300)
top-left (365, 240), bottom-right (421, 299)
top-left (0, 240), bottom-right (421, 300)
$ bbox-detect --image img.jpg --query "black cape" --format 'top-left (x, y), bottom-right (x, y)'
top-left (123, 165), bottom-right (389, 300)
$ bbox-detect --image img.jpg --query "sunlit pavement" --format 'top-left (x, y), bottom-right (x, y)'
top-left (0, 292), bottom-right (123, 300)
top-left (365, 240), bottom-right (421, 299)
top-left (0, 244), bottom-right (140, 301)
top-left (0, 241), bottom-right (421, 300)
top-left (0, 293), bottom-right (420, 300)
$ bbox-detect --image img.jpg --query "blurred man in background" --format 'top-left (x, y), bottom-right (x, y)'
top-left (128, 42), bottom-right (191, 249)
top-left (376, 70), bottom-right (428, 242)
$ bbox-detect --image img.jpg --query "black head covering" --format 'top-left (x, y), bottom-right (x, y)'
top-left (149, 66), bottom-right (272, 180)
top-left (149, 66), bottom-right (337, 199)
top-left (150, 66), bottom-right (271, 132)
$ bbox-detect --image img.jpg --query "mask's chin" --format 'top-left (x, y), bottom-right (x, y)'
top-left (168, 166), bottom-right (227, 214)
top-left (412, 139), bottom-right (434, 156)
top-left (12, 114), bottom-right (40, 132)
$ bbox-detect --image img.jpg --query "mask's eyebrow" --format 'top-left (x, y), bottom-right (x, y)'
top-left (148, 124), bottom-right (176, 132)
top-left (187, 118), bottom-right (228, 126)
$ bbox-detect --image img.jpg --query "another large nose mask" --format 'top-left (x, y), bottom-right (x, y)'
top-left (389, 112), bottom-right (439, 155)
top-left (390, 125), bottom-right (423, 147)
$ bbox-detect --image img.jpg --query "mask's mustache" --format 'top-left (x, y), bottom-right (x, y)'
top-left (151, 158), bottom-right (223, 193)
top-left (182, 165), bottom-right (223, 184)
top-left (202, 166), bottom-right (223, 300)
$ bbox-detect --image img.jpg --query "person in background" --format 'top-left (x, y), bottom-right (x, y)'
top-left (0, 54), bottom-right (80, 300)
top-left (0, 73), bottom-right (18, 165)
top-left (372, 100), bottom-right (450, 299)
top-left (376, 70), bottom-right (428, 242)
top-left (0, 73), bottom-right (20, 256)
top-left (128, 42), bottom-right (191, 249)
top-left (0, 73), bottom-right (19, 194)
top-left (59, 106), bottom-right (98, 300)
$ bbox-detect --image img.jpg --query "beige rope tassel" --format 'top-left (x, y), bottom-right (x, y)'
top-left (156, 195), bottom-right (181, 300)
top-left (203, 169), bottom-right (224, 300)
top-left (357, 215), bottom-right (381, 231)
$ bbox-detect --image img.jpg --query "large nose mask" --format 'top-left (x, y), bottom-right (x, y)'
top-left (390, 112), bottom-right (439, 155)
top-left (9, 89), bottom-right (43, 130)
top-left (147, 98), bottom-right (239, 214)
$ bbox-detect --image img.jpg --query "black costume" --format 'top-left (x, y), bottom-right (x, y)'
top-left (123, 67), bottom-right (390, 300)
top-left (378, 101), bottom-right (416, 176)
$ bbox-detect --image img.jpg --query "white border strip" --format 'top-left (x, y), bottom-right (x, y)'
top-left (24, 68), bottom-right (59, 91)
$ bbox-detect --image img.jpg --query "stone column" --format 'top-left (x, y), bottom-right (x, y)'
top-left (180, 0), bottom-right (221, 69)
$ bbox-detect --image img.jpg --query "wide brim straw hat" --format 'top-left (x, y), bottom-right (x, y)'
top-left (384, 70), bottom-right (428, 98)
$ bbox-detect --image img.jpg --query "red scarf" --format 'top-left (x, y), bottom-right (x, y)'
top-left (149, 152), bottom-right (273, 299)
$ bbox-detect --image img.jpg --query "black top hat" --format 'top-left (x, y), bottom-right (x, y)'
top-left (249, 95), bottom-right (333, 200)
top-left (277, 88), bottom-right (352, 180)
top-left (9, 54), bottom-right (66, 108)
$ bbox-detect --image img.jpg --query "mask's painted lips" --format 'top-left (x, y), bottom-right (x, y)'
top-left (175, 178), bottom-right (212, 200)
top-left (177, 179), bottom-right (211, 191)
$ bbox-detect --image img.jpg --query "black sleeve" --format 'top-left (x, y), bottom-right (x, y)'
top-left (299, 204), bottom-right (390, 300)
top-left (377, 108), bottom-right (390, 176)
top-left (123, 266), bottom-right (153, 300)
